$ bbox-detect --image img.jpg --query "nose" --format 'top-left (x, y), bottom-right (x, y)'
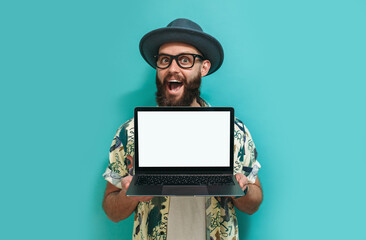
top-left (167, 58), bottom-right (180, 72)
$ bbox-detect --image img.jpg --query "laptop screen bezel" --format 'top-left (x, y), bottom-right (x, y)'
top-left (134, 107), bottom-right (235, 174)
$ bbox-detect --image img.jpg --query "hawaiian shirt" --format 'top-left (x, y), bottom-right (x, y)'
top-left (103, 100), bottom-right (261, 240)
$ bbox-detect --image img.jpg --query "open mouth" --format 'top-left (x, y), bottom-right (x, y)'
top-left (167, 80), bottom-right (183, 93)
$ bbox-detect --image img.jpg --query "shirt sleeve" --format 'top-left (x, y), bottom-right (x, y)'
top-left (102, 120), bottom-right (134, 188)
top-left (233, 118), bottom-right (261, 183)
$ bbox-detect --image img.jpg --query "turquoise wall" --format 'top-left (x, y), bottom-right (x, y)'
top-left (1, 0), bottom-right (365, 239)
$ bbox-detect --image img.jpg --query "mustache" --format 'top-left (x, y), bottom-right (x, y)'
top-left (163, 73), bottom-right (186, 84)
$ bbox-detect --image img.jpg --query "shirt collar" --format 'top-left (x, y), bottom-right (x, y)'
top-left (197, 97), bottom-right (211, 107)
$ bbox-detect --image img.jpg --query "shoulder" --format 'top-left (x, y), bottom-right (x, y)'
top-left (234, 117), bottom-right (245, 133)
top-left (233, 117), bottom-right (257, 160)
top-left (234, 117), bottom-right (255, 140)
top-left (116, 118), bottom-right (134, 141)
top-left (234, 117), bottom-right (252, 140)
top-left (109, 118), bottom-right (134, 152)
top-left (116, 118), bottom-right (134, 136)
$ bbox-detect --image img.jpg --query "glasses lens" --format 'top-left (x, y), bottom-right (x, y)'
top-left (156, 55), bottom-right (171, 68)
top-left (178, 54), bottom-right (194, 68)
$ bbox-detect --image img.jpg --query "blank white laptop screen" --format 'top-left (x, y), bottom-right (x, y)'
top-left (137, 111), bottom-right (231, 167)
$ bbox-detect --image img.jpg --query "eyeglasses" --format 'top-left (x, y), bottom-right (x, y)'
top-left (154, 53), bottom-right (205, 69)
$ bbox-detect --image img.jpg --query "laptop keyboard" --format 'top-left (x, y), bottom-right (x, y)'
top-left (135, 175), bottom-right (234, 186)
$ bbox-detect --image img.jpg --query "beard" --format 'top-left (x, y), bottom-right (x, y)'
top-left (155, 72), bottom-right (202, 106)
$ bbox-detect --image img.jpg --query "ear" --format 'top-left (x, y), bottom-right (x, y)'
top-left (200, 60), bottom-right (211, 77)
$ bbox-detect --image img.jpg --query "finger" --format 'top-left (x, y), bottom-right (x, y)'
top-left (141, 196), bottom-right (153, 202)
top-left (235, 174), bottom-right (244, 188)
top-left (237, 174), bottom-right (249, 183)
top-left (239, 181), bottom-right (245, 190)
top-left (235, 173), bottom-right (242, 182)
top-left (236, 173), bottom-right (247, 184)
top-left (121, 176), bottom-right (133, 192)
top-left (125, 181), bottom-right (131, 190)
top-left (122, 175), bottom-right (133, 185)
top-left (236, 174), bottom-right (250, 191)
top-left (130, 196), bottom-right (153, 202)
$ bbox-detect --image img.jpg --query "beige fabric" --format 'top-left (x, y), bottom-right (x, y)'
top-left (167, 197), bottom-right (206, 240)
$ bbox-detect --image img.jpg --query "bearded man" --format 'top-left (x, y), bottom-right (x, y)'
top-left (102, 18), bottom-right (263, 240)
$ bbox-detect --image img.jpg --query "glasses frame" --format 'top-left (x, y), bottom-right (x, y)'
top-left (154, 53), bottom-right (205, 69)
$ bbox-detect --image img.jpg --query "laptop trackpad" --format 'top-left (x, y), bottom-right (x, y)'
top-left (162, 186), bottom-right (209, 195)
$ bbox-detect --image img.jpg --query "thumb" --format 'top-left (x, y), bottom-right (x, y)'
top-left (235, 173), bottom-right (243, 182)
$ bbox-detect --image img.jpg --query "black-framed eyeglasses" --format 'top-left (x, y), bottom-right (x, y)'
top-left (154, 53), bottom-right (205, 69)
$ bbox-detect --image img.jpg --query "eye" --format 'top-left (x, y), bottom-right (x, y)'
top-left (179, 55), bottom-right (192, 65)
top-left (181, 57), bottom-right (189, 63)
top-left (160, 57), bottom-right (170, 64)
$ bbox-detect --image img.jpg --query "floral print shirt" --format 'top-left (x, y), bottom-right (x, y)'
top-left (103, 101), bottom-right (260, 240)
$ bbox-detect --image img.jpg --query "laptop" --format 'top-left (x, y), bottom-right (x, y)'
top-left (126, 107), bottom-right (245, 197)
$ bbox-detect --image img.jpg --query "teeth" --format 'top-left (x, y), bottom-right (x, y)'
top-left (168, 80), bottom-right (182, 83)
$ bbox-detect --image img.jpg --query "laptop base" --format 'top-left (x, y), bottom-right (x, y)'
top-left (126, 175), bottom-right (245, 197)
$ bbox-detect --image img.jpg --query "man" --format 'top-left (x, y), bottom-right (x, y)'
top-left (103, 18), bottom-right (263, 240)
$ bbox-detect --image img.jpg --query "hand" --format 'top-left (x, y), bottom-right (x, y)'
top-left (232, 173), bottom-right (249, 200)
top-left (121, 176), bottom-right (153, 202)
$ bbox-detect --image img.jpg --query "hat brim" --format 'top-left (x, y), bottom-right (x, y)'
top-left (139, 27), bottom-right (224, 75)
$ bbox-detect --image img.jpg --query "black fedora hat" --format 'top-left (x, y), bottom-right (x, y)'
top-left (139, 18), bottom-right (224, 75)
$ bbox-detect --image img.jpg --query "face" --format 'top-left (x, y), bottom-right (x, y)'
top-left (155, 42), bottom-right (211, 106)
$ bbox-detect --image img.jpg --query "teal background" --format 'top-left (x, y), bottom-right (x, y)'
top-left (1, 0), bottom-right (365, 239)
